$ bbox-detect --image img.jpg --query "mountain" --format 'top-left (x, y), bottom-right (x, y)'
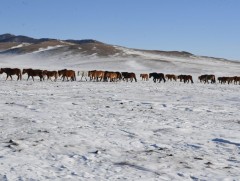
top-left (0, 33), bottom-right (239, 75)
top-left (0, 33), bottom-right (196, 58)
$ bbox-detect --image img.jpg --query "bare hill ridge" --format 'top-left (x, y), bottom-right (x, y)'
top-left (0, 33), bottom-right (202, 59)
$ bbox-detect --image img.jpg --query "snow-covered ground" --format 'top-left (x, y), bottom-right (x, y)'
top-left (0, 53), bottom-right (240, 180)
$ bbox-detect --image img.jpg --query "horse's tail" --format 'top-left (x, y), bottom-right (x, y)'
top-left (163, 75), bottom-right (166, 82)
top-left (191, 77), bottom-right (194, 83)
top-left (134, 75), bottom-right (137, 82)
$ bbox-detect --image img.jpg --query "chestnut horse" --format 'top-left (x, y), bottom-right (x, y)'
top-left (22, 68), bottom-right (44, 81)
top-left (104, 72), bottom-right (118, 82)
top-left (140, 74), bottom-right (149, 81)
top-left (0, 68), bottom-right (22, 81)
top-left (88, 70), bottom-right (105, 81)
top-left (122, 72), bottom-right (137, 82)
top-left (43, 70), bottom-right (58, 81)
top-left (58, 69), bottom-right (76, 81)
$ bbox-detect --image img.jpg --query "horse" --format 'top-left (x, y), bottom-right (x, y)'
top-left (227, 77), bottom-right (235, 84)
top-left (198, 75), bottom-right (207, 83)
top-left (22, 68), bottom-right (44, 81)
top-left (116, 72), bottom-right (122, 81)
top-left (104, 72), bottom-right (118, 82)
top-left (234, 76), bottom-right (240, 85)
top-left (218, 77), bottom-right (228, 84)
top-left (88, 70), bottom-right (96, 81)
top-left (58, 69), bottom-right (76, 81)
top-left (165, 74), bottom-right (177, 81)
top-left (77, 71), bottom-right (88, 81)
top-left (103, 71), bottom-right (111, 82)
top-left (149, 72), bottom-right (166, 83)
top-left (177, 75), bottom-right (194, 83)
top-left (43, 70), bottom-right (58, 81)
top-left (121, 72), bottom-right (137, 82)
top-left (92, 70), bottom-right (105, 81)
top-left (199, 74), bottom-right (215, 83)
top-left (0, 68), bottom-right (22, 81)
top-left (140, 74), bottom-right (149, 81)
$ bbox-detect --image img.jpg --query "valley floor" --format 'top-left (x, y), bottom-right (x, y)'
top-left (0, 79), bottom-right (239, 180)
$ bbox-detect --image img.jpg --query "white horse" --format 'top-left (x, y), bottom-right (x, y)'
top-left (77, 71), bottom-right (88, 81)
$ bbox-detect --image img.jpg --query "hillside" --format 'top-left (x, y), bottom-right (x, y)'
top-left (0, 33), bottom-right (239, 76)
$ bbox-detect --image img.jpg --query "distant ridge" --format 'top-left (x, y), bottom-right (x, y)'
top-left (0, 33), bottom-right (234, 62)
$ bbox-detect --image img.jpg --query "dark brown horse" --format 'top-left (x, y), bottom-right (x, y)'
top-left (116, 72), bottom-right (122, 81)
top-left (234, 76), bottom-right (240, 85)
top-left (178, 75), bottom-right (194, 83)
top-left (122, 72), bottom-right (137, 82)
top-left (58, 69), bottom-right (76, 81)
top-left (22, 68), bottom-right (44, 81)
top-left (43, 70), bottom-right (58, 81)
top-left (0, 68), bottom-right (22, 81)
top-left (198, 74), bottom-right (215, 83)
top-left (149, 73), bottom-right (166, 83)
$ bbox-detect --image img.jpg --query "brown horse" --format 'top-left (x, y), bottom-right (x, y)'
top-left (104, 72), bottom-right (118, 82)
top-left (178, 75), bottom-right (194, 83)
top-left (43, 70), bottom-right (58, 81)
top-left (234, 76), bottom-right (240, 85)
top-left (198, 74), bottom-right (215, 83)
top-left (88, 70), bottom-right (96, 81)
top-left (0, 68), bottom-right (22, 81)
top-left (116, 72), bottom-right (122, 81)
top-left (58, 69), bottom-right (76, 81)
top-left (22, 68), bottom-right (44, 81)
top-left (89, 70), bottom-right (105, 81)
top-left (218, 77), bottom-right (228, 84)
top-left (198, 75), bottom-right (207, 83)
top-left (122, 72), bottom-right (137, 82)
top-left (227, 77), bottom-right (235, 84)
top-left (140, 74), bottom-right (149, 81)
top-left (165, 74), bottom-right (177, 81)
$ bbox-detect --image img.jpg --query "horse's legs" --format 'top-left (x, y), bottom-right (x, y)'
top-left (32, 76), bottom-right (34, 81)
top-left (5, 75), bottom-right (9, 81)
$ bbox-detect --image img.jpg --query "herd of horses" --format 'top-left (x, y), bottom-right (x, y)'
top-left (0, 68), bottom-right (239, 85)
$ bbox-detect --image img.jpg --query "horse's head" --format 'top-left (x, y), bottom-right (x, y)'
top-left (58, 70), bottom-right (63, 76)
top-left (177, 75), bottom-right (182, 79)
top-left (22, 69), bottom-right (28, 74)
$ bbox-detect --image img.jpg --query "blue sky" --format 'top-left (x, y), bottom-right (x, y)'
top-left (0, 0), bottom-right (240, 60)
